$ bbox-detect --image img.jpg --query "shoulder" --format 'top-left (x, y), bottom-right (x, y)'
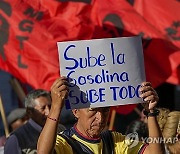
top-left (5, 134), bottom-right (18, 144)
top-left (4, 135), bottom-right (20, 152)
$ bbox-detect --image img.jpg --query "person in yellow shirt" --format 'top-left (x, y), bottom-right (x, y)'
top-left (37, 77), bottom-right (165, 154)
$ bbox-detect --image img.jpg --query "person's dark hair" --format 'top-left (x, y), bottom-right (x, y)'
top-left (24, 89), bottom-right (51, 108)
top-left (125, 120), bottom-right (148, 139)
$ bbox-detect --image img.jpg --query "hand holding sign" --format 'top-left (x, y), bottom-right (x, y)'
top-left (50, 76), bottom-right (69, 110)
top-left (139, 82), bottom-right (159, 111)
top-left (57, 36), bottom-right (146, 109)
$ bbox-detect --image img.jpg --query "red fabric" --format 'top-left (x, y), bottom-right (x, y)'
top-left (131, 0), bottom-right (180, 85)
top-left (0, 0), bottom-right (180, 114)
top-left (111, 104), bottom-right (137, 115)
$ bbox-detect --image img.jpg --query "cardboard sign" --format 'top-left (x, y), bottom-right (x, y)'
top-left (57, 36), bottom-right (146, 109)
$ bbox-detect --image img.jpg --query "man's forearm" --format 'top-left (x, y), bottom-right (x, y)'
top-left (145, 116), bottom-right (165, 154)
top-left (37, 106), bottom-right (61, 154)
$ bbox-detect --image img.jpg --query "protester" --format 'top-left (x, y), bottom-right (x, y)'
top-left (162, 111), bottom-right (179, 139)
top-left (0, 108), bottom-right (28, 154)
top-left (4, 89), bottom-right (65, 154)
top-left (151, 108), bottom-right (180, 154)
top-left (37, 77), bottom-right (165, 154)
top-left (7, 108), bottom-right (28, 132)
top-left (161, 111), bottom-right (180, 154)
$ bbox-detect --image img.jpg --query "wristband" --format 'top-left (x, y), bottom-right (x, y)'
top-left (143, 109), bottom-right (160, 117)
top-left (47, 116), bottom-right (58, 122)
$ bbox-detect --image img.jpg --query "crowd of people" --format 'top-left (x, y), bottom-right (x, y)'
top-left (0, 77), bottom-right (179, 154)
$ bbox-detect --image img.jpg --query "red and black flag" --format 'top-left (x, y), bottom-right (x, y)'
top-left (127, 0), bottom-right (180, 85)
top-left (0, 0), bottom-right (179, 114)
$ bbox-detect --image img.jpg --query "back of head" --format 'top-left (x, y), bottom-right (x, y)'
top-left (25, 89), bottom-right (51, 109)
top-left (125, 120), bottom-right (148, 139)
top-left (7, 108), bottom-right (28, 131)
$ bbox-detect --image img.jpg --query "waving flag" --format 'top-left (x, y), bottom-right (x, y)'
top-left (127, 0), bottom-right (180, 85)
top-left (0, 0), bottom-right (93, 90)
top-left (0, 0), bottom-right (179, 116)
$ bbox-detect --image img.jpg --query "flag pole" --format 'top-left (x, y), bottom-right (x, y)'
top-left (0, 95), bottom-right (10, 137)
top-left (134, 107), bottom-right (142, 117)
top-left (9, 78), bottom-right (26, 106)
top-left (109, 109), bottom-right (116, 130)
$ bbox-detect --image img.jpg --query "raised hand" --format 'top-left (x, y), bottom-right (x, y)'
top-left (50, 76), bottom-right (69, 110)
top-left (139, 82), bottom-right (159, 112)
